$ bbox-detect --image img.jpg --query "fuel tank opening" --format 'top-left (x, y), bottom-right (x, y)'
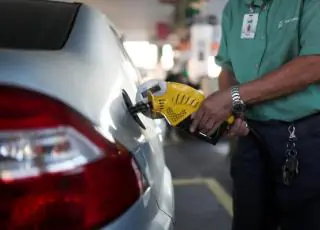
top-left (122, 89), bottom-right (146, 130)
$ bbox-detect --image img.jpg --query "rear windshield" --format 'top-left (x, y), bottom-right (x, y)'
top-left (0, 0), bottom-right (80, 50)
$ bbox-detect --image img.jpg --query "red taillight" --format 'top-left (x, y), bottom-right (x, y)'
top-left (0, 86), bottom-right (145, 229)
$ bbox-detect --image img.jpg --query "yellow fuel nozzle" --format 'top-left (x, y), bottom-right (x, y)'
top-left (146, 82), bottom-right (205, 126)
top-left (227, 115), bottom-right (235, 125)
top-left (128, 81), bottom-right (238, 145)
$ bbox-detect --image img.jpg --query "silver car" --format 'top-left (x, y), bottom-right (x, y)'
top-left (0, 1), bottom-right (174, 229)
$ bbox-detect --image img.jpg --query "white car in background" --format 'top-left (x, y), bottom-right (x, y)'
top-left (0, 0), bottom-right (174, 229)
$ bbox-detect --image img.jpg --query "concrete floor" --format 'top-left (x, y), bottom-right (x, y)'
top-left (164, 132), bottom-right (233, 230)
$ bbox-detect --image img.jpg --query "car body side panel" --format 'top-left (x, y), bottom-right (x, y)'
top-left (0, 3), bottom-right (173, 220)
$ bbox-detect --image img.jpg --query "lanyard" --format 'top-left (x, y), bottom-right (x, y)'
top-left (248, 1), bottom-right (268, 13)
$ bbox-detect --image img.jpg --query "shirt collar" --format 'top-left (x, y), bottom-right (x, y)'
top-left (245, 0), bottom-right (265, 7)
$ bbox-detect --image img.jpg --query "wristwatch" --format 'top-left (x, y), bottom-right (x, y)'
top-left (230, 85), bottom-right (246, 115)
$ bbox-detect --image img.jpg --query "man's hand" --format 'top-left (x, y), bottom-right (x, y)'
top-left (226, 118), bottom-right (249, 137)
top-left (190, 90), bottom-right (232, 135)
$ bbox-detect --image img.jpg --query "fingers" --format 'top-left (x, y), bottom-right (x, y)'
top-left (208, 121), bottom-right (222, 136)
top-left (190, 109), bottom-right (205, 133)
top-left (227, 118), bottom-right (249, 137)
top-left (200, 118), bottom-right (216, 135)
top-left (191, 112), bottom-right (250, 138)
top-left (228, 118), bottom-right (242, 136)
top-left (198, 112), bottom-right (212, 132)
top-left (191, 110), bottom-right (216, 134)
top-left (241, 122), bottom-right (250, 136)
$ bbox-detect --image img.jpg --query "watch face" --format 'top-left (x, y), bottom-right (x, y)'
top-left (232, 101), bottom-right (245, 114)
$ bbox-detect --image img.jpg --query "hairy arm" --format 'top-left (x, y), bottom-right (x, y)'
top-left (240, 55), bottom-right (320, 105)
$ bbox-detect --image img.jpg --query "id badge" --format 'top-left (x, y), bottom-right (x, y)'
top-left (241, 13), bottom-right (259, 39)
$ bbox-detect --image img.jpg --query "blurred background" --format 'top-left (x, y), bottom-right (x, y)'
top-left (82, 0), bottom-right (225, 92)
top-left (78, 0), bottom-right (232, 229)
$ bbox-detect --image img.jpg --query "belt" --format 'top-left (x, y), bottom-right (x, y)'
top-left (247, 112), bottom-right (320, 138)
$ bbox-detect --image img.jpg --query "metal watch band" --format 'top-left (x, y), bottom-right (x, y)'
top-left (230, 85), bottom-right (246, 115)
top-left (231, 85), bottom-right (241, 104)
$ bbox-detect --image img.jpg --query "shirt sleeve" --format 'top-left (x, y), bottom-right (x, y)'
top-left (299, 0), bottom-right (320, 56)
top-left (215, 2), bottom-right (233, 71)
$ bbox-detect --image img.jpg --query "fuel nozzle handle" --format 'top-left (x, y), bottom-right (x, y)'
top-left (177, 115), bottom-right (235, 145)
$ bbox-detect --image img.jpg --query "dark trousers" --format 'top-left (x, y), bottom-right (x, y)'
top-left (231, 114), bottom-right (320, 230)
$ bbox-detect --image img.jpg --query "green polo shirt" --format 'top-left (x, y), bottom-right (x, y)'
top-left (216, 0), bottom-right (320, 121)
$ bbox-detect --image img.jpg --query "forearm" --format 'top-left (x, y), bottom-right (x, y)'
top-left (218, 68), bottom-right (238, 90)
top-left (239, 55), bottom-right (320, 105)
